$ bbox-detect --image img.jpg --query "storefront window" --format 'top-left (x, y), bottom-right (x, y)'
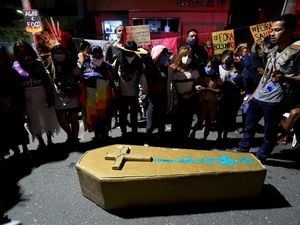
top-left (102, 20), bottom-right (123, 41)
top-left (132, 18), bottom-right (179, 32)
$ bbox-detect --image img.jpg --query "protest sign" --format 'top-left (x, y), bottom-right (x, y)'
top-left (212, 29), bottom-right (235, 55)
top-left (126, 25), bottom-right (151, 46)
top-left (24, 9), bottom-right (43, 33)
top-left (250, 21), bottom-right (273, 42)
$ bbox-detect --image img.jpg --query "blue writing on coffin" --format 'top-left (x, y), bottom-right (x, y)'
top-left (153, 156), bottom-right (256, 167)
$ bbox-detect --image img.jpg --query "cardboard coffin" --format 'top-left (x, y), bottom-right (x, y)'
top-left (76, 144), bottom-right (266, 210)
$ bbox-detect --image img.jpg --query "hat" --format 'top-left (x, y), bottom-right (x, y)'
top-left (151, 45), bottom-right (167, 62)
top-left (90, 45), bottom-right (103, 55)
top-left (124, 41), bottom-right (137, 51)
top-left (116, 41), bottom-right (148, 56)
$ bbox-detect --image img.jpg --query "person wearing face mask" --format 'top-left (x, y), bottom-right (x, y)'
top-left (113, 41), bottom-right (148, 137)
top-left (143, 45), bottom-right (171, 145)
top-left (13, 40), bottom-right (60, 149)
top-left (185, 29), bottom-right (208, 75)
top-left (216, 50), bottom-right (243, 144)
top-left (190, 56), bottom-right (222, 141)
top-left (168, 45), bottom-right (200, 145)
top-left (50, 45), bottom-right (81, 144)
top-left (81, 45), bottom-right (115, 141)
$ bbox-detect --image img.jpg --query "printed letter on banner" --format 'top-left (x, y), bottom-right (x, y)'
top-left (250, 21), bottom-right (273, 42)
top-left (212, 29), bottom-right (235, 55)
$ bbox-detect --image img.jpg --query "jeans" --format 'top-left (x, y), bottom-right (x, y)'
top-left (146, 95), bottom-right (167, 134)
top-left (239, 98), bottom-right (282, 158)
top-left (119, 95), bottom-right (139, 134)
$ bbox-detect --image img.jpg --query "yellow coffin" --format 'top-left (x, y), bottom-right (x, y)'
top-left (76, 145), bottom-right (266, 210)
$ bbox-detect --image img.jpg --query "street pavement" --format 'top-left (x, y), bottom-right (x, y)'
top-left (1, 115), bottom-right (300, 225)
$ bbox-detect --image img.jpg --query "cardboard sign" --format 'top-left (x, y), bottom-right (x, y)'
top-left (24, 9), bottom-right (43, 33)
top-left (125, 25), bottom-right (151, 46)
top-left (250, 21), bottom-right (273, 42)
top-left (212, 29), bottom-right (235, 55)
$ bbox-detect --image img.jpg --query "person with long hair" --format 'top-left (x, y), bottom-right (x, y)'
top-left (168, 45), bottom-right (200, 144)
top-left (13, 40), bottom-right (59, 149)
top-left (50, 45), bottom-right (81, 144)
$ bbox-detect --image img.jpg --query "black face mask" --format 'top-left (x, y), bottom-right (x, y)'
top-left (224, 58), bottom-right (233, 67)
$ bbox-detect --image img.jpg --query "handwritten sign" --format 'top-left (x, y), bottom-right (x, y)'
top-left (24, 9), bottom-right (43, 33)
top-left (212, 29), bottom-right (235, 55)
top-left (250, 21), bottom-right (273, 42)
top-left (125, 25), bottom-right (151, 46)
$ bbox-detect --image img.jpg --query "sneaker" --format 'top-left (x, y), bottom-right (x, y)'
top-left (254, 153), bottom-right (267, 164)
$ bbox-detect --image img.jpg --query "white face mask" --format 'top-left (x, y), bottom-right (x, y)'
top-left (54, 54), bottom-right (66, 62)
top-left (181, 55), bottom-right (192, 65)
top-left (92, 58), bottom-right (103, 67)
top-left (126, 56), bottom-right (135, 64)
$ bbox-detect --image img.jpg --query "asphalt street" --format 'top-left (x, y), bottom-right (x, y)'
top-left (2, 115), bottom-right (300, 225)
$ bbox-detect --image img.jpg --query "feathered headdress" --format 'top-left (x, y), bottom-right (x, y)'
top-left (37, 17), bottom-right (72, 67)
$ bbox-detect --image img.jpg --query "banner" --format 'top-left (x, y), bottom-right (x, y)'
top-left (150, 37), bottom-right (179, 56)
top-left (126, 25), bottom-right (151, 46)
top-left (212, 29), bottom-right (235, 55)
top-left (84, 39), bottom-right (111, 56)
top-left (24, 9), bottom-right (43, 33)
top-left (250, 21), bottom-right (273, 42)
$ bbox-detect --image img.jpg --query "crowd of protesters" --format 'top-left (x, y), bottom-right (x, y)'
top-left (0, 14), bottom-right (299, 164)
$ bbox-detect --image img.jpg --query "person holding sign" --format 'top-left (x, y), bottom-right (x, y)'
top-left (238, 14), bottom-right (300, 162)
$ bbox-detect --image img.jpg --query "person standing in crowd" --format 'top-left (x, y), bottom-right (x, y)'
top-left (144, 45), bottom-right (170, 145)
top-left (168, 45), bottom-right (200, 145)
top-left (106, 25), bottom-right (125, 64)
top-left (0, 47), bottom-right (28, 160)
top-left (237, 40), bottom-right (265, 134)
top-left (50, 45), bottom-right (81, 144)
top-left (204, 40), bottom-right (213, 58)
top-left (190, 56), bottom-right (222, 141)
top-left (13, 40), bottom-right (60, 149)
top-left (77, 40), bottom-right (91, 68)
top-left (186, 29), bottom-right (208, 75)
top-left (81, 45), bottom-right (115, 141)
top-left (238, 14), bottom-right (300, 162)
top-left (113, 41), bottom-right (148, 137)
top-left (217, 50), bottom-right (243, 143)
top-left (106, 25), bottom-right (125, 128)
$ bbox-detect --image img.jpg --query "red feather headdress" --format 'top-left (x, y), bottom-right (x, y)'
top-left (37, 17), bottom-right (72, 67)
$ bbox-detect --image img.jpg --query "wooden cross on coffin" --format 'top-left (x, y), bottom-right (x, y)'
top-left (105, 146), bottom-right (153, 170)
